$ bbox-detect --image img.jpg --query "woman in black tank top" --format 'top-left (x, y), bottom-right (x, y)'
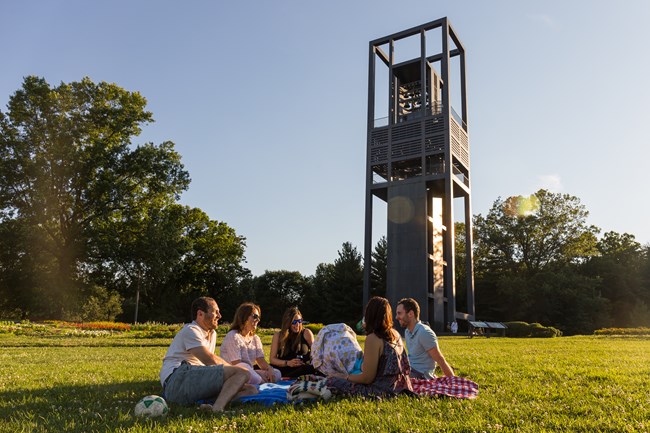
top-left (270, 307), bottom-right (317, 378)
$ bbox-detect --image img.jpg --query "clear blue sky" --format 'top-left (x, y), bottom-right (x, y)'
top-left (2, 1), bottom-right (649, 276)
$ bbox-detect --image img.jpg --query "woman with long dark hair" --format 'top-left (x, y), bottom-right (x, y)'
top-left (220, 302), bottom-right (282, 385)
top-left (325, 296), bottom-right (412, 397)
top-left (269, 306), bottom-right (316, 377)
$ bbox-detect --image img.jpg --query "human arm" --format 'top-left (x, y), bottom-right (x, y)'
top-left (346, 333), bottom-right (383, 385)
top-left (269, 332), bottom-right (283, 367)
top-left (188, 345), bottom-right (230, 366)
top-left (270, 332), bottom-right (306, 368)
top-left (253, 335), bottom-right (277, 383)
top-left (303, 328), bottom-right (314, 346)
top-left (269, 332), bottom-right (302, 367)
top-left (178, 325), bottom-right (231, 366)
top-left (255, 356), bottom-right (277, 382)
top-left (427, 346), bottom-right (455, 377)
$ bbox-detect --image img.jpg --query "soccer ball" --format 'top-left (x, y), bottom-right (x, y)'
top-left (134, 395), bottom-right (169, 417)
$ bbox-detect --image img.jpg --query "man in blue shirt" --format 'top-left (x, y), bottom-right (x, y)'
top-left (395, 298), bottom-right (455, 379)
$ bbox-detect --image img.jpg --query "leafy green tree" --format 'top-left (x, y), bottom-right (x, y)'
top-left (252, 270), bottom-right (309, 327)
top-left (628, 301), bottom-right (650, 327)
top-left (0, 76), bottom-right (190, 319)
top-left (473, 190), bottom-right (604, 334)
top-left (0, 219), bottom-right (50, 319)
top-left (301, 262), bottom-right (334, 324)
top-left (90, 204), bottom-right (248, 323)
top-left (454, 222), bottom-right (469, 310)
top-left (323, 242), bottom-right (364, 324)
top-left (370, 236), bottom-right (387, 298)
top-left (583, 231), bottom-right (647, 327)
top-left (474, 189), bottom-right (599, 277)
top-left (642, 244), bottom-right (650, 307)
top-left (79, 285), bottom-right (123, 322)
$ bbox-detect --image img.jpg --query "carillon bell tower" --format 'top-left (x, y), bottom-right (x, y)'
top-left (362, 18), bottom-right (475, 332)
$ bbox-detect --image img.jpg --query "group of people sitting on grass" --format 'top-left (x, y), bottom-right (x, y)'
top-left (159, 295), bottom-right (455, 412)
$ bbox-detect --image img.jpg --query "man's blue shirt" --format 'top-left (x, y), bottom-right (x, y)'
top-left (404, 321), bottom-right (439, 379)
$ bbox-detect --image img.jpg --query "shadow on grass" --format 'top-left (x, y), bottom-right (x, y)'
top-left (0, 379), bottom-right (176, 432)
top-left (0, 379), bottom-right (297, 432)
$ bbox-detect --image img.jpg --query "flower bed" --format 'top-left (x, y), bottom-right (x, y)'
top-left (0, 320), bottom-right (182, 338)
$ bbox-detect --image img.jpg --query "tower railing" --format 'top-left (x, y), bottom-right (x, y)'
top-left (450, 106), bottom-right (467, 130)
top-left (372, 102), bottom-right (466, 129)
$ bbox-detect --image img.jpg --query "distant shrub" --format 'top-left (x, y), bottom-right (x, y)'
top-left (305, 323), bottom-right (324, 334)
top-left (594, 327), bottom-right (650, 336)
top-left (130, 330), bottom-right (177, 339)
top-left (249, 328), bottom-right (274, 336)
top-left (217, 324), bottom-right (231, 335)
top-left (502, 321), bottom-right (530, 337)
top-left (79, 286), bottom-right (123, 322)
top-left (504, 321), bottom-right (561, 338)
top-left (531, 326), bottom-right (562, 338)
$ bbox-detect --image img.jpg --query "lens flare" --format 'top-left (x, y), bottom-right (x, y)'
top-left (504, 195), bottom-right (539, 217)
top-left (388, 196), bottom-right (415, 224)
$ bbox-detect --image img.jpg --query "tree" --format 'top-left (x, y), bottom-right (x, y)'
top-left (454, 222), bottom-right (468, 310)
top-left (301, 263), bottom-right (334, 324)
top-left (370, 236), bottom-right (387, 298)
top-left (323, 242), bottom-right (364, 324)
top-left (0, 76), bottom-right (190, 319)
top-left (252, 270), bottom-right (310, 327)
top-left (79, 285), bottom-right (123, 322)
top-left (583, 231), bottom-right (647, 327)
top-left (473, 190), bottom-right (603, 334)
top-left (474, 190), bottom-right (599, 278)
top-left (0, 218), bottom-right (49, 319)
top-left (89, 204), bottom-right (248, 323)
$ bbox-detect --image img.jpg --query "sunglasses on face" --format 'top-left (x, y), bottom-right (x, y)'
top-left (292, 319), bottom-right (303, 325)
top-left (251, 313), bottom-right (260, 321)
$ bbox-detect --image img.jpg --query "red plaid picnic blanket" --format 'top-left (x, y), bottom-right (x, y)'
top-left (411, 377), bottom-right (479, 399)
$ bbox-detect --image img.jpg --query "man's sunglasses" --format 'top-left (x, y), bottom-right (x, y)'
top-left (292, 319), bottom-right (303, 325)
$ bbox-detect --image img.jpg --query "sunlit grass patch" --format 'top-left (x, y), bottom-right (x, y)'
top-left (0, 335), bottom-right (648, 432)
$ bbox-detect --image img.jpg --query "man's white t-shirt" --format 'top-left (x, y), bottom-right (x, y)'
top-left (159, 321), bottom-right (216, 386)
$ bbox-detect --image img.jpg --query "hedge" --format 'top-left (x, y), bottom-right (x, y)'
top-left (593, 327), bottom-right (650, 336)
top-left (504, 321), bottom-right (562, 338)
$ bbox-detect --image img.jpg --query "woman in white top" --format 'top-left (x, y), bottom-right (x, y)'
top-left (220, 302), bottom-right (281, 385)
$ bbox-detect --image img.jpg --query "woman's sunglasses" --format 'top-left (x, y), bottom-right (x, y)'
top-left (251, 313), bottom-right (260, 321)
top-left (292, 319), bottom-right (303, 325)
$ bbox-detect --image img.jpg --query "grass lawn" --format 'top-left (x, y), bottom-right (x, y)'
top-left (0, 334), bottom-right (648, 433)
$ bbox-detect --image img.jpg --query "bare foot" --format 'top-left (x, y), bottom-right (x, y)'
top-left (199, 403), bottom-right (215, 412)
top-left (199, 403), bottom-right (229, 413)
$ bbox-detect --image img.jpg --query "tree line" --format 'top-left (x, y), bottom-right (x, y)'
top-left (471, 190), bottom-right (650, 334)
top-left (1, 77), bottom-right (648, 334)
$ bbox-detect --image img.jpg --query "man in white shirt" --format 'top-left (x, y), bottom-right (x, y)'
top-left (395, 298), bottom-right (455, 379)
top-left (160, 297), bottom-right (255, 412)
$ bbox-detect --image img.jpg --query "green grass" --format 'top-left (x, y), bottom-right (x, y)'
top-left (1, 335), bottom-right (649, 432)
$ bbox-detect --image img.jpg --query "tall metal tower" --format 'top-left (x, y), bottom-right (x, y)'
top-left (362, 18), bottom-right (475, 332)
